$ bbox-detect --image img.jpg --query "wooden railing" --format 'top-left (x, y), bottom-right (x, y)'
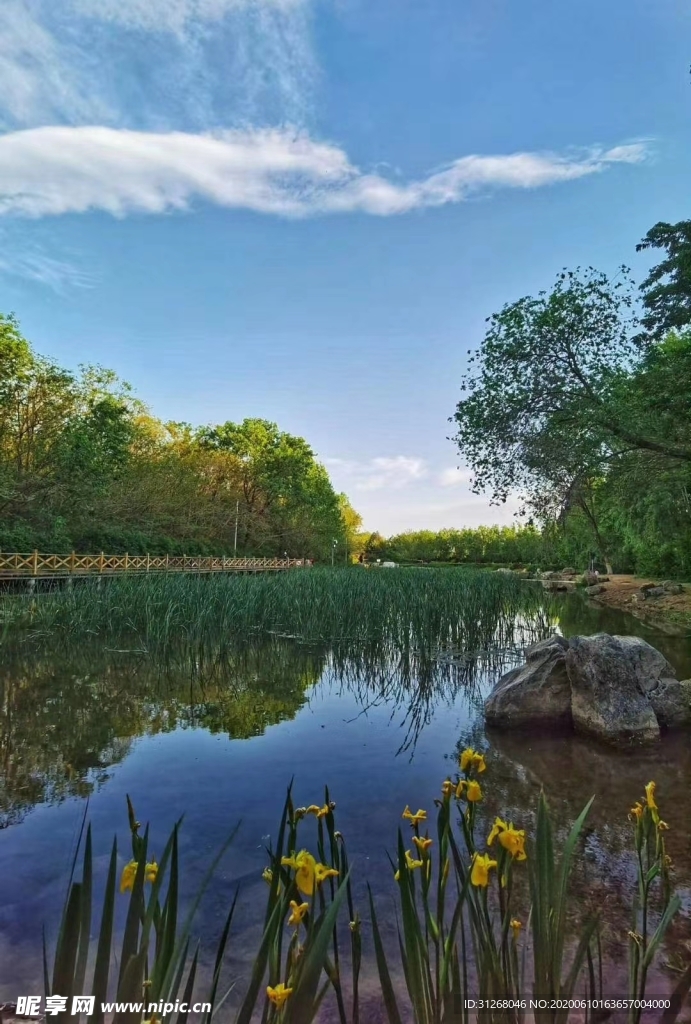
top-left (0, 551), bottom-right (307, 578)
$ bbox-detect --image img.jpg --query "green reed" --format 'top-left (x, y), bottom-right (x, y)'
top-left (2, 568), bottom-right (550, 659)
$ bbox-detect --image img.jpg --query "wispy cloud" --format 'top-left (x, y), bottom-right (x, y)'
top-left (0, 126), bottom-right (649, 220)
top-left (325, 456), bottom-right (428, 492)
top-left (0, 0), bottom-right (317, 130)
top-left (0, 231), bottom-right (96, 291)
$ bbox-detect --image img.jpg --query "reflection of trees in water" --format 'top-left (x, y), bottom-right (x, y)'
top-left (0, 642), bottom-right (325, 828)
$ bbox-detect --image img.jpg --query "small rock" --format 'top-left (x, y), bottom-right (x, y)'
top-left (586, 584), bottom-right (605, 596)
top-left (663, 582), bottom-right (684, 595)
top-left (642, 586), bottom-right (666, 599)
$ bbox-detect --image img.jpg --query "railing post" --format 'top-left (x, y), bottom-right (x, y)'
top-left (124, 552), bottom-right (129, 572)
top-left (183, 553), bottom-right (186, 571)
top-left (166, 554), bottom-right (169, 572)
top-left (99, 551), bottom-right (105, 573)
top-left (70, 550), bottom-right (76, 575)
top-left (146, 553), bottom-right (150, 573)
top-left (32, 549), bottom-right (39, 576)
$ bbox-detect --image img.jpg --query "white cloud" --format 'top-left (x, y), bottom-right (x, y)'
top-left (325, 456), bottom-right (428, 492)
top-left (0, 3), bottom-right (111, 129)
top-left (0, 126), bottom-right (649, 220)
top-left (73, 0), bottom-right (307, 36)
top-left (438, 467), bottom-right (474, 487)
top-left (0, 0), bottom-right (316, 130)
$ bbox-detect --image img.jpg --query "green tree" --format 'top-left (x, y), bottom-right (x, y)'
top-left (637, 219), bottom-right (691, 340)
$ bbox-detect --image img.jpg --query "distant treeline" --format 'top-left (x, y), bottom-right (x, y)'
top-left (363, 525), bottom-right (558, 569)
top-left (0, 315), bottom-right (360, 558)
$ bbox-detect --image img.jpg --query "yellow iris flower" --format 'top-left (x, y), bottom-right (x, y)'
top-left (412, 835), bottom-right (433, 852)
top-left (282, 850), bottom-right (317, 895)
top-left (120, 859), bottom-right (158, 893)
top-left (262, 867), bottom-right (273, 884)
top-left (466, 780), bottom-right (483, 803)
top-left (266, 983), bottom-right (293, 1008)
top-left (487, 817), bottom-right (527, 860)
top-left (120, 860), bottom-right (138, 894)
top-left (405, 849), bottom-right (424, 870)
top-left (314, 863), bottom-right (339, 884)
top-left (287, 900), bottom-right (309, 927)
top-left (402, 806), bottom-right (427, 826)
top-left (629, 802), bottom-right (644, 821)
top-left (470, 853), bottom-right (497, 887)
top-left (441, 779), bottom-right (455, 797)
top-left (460, 747), bottom-right (487, 774)
top-left (306, 804), bottom-right (330, 818)
top-left (510, 918), bottom-right (522, 941)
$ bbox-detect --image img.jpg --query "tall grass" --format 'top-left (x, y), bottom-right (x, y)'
top-left (3, 568), bottom-right (550, 659)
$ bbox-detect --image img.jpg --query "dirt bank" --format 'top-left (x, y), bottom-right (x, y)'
top-left (588, 574), bottom-right (691, 636)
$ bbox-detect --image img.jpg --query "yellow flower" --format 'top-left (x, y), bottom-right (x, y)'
top-left (282, 850), bottom-right (317, 895)
top-left (314, 863), bottom-right (339, 885)
top-left (645, 781), bottom-right (657, 810)
top-left (629, 802), bottom-right (644, 821)
top-left (262, 867), bottom-right (273, 884)
top-left (412, 835), bottom-right (433, 853)
top-left (145, 861), bottom-right (158, 885)
top-left (510, 918), bottom-right (522, 941)
top-left (487, 817), bottom-right (508, 845)
top-left (466, 780), bottom-right (483, 803)
top-left (498, 826), bottom-right (527, 861)
top-left (405, 850), bottom-right (424, 870)
top-left (442, 779), bottom-right (456, 798)
top-left (460, 748), bottom-right (487, 774)
top-left (287, 900), bottom-right (309, 927)
top-left (120, 859), bottom-right (138, 894)
top-left (306, 804), bottom-right (330, 818)
top-left (402, 806), bottom-right (427, 826)
top-left (658, 820), bottom-right (670, 831)
top-left (487, 818), bottom-right (526, 860)
top-left (266, 983), bottom-right (293, 1008)
top-left (470, 853), bottom-right (497, 887)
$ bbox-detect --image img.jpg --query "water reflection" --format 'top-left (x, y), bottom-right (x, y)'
top-left (1, 590), bottom-right (690, 1003)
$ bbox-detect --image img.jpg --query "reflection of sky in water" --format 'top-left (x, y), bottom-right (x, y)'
top-left (1, 593), bottom-right (690, 1008)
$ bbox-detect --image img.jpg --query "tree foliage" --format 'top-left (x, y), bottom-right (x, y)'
top-left (451, 225), bottom-right (691, 577)
top-left (0, 316), bottom-right (359, 559)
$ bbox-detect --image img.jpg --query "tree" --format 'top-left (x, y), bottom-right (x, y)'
top-left (450, 267), bottom-right (691, 570)
top-left (637, 220), bottom-right (691, 340)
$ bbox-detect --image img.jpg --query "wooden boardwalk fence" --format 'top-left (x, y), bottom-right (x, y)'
top-left (0, 551), bottom-right (306, 579)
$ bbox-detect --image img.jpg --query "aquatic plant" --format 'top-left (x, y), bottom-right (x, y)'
top-left (3, 567), bottom-right (551, 659)
top-left (41, 762), bottom-right (688, 1024)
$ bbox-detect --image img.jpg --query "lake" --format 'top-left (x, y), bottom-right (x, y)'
top-left (1, 573), bottom-right (690, 1017)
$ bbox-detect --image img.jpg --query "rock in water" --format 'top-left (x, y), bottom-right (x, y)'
top-left (566, 635), bottom-right (662, 745)
top-left (485, 635), bottom-right (572, 730)
top-left (484, 632), bottom-right (691, 746)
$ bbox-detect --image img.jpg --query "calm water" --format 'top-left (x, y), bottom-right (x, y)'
top-left (1, 591), bottom-right (690, 1013)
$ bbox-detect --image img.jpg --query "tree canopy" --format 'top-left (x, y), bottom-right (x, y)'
top-left (451, 222), bottom-right (691, 576)
top-left (0, 316), bottom-right (360, 560)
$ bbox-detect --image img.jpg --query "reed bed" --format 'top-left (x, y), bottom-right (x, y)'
top-left (2, 568), bottom-right (550, 660)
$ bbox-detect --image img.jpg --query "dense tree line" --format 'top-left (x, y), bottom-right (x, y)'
top-left (0, 317), bottom-right (360, 558)
top-left (451, 220), bottom-right (691, 577)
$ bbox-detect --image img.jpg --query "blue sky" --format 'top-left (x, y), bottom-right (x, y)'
top-left (0, 0), bottom-right (688, 533)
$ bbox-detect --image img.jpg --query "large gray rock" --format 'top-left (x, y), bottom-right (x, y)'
top-left (485, 635), bottom-right (572, 730)
top-left (566, 634), bottom-right (663, 745)
top-left (484, 632), bottom-right (690, 747)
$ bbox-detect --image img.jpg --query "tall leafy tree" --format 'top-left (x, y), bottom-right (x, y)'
top-left (637, 220), bottom-right (691, 340)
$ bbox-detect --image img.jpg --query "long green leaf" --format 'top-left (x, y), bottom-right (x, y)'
top-left (367, 887), bottom-right (404, 1024)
